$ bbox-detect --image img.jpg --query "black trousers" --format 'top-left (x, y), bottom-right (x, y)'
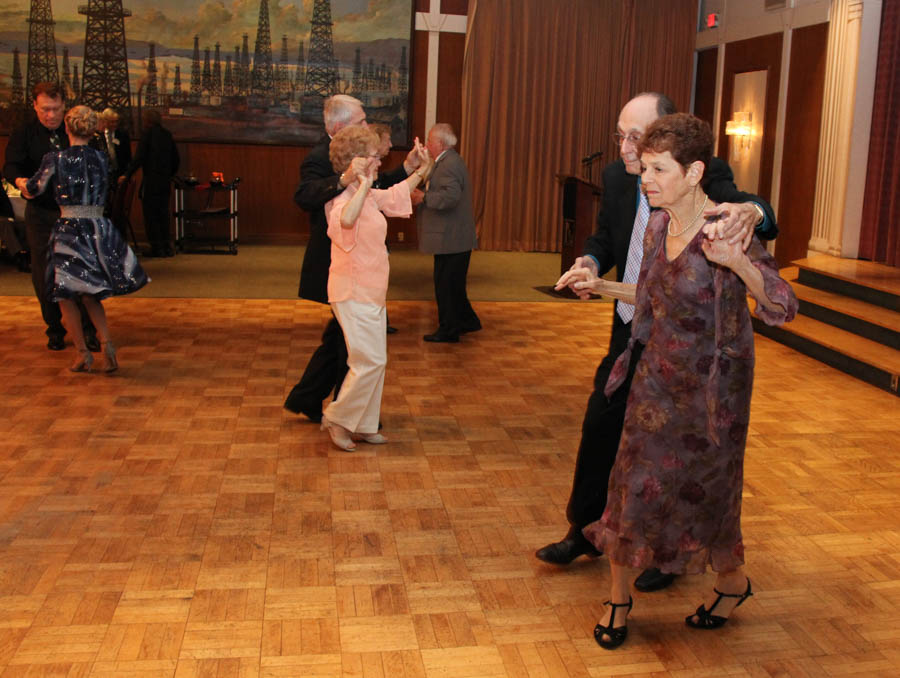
top-left (284, 313), bottom-right (349, 414)
top-left (25, 203), bottom-right (95, 341)
top-left (142, 188), bottom-right (171, 250)
top-left (433, 250), bottom-right (480, 336)
top-left (566, 318), bottom-right (643, 529)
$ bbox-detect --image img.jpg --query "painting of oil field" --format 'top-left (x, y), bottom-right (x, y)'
top-left (0, 0), bottom-right (413, 145)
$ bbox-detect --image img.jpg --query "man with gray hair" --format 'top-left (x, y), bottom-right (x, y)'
top-left (284, 95), bottom-right (420, 420)
top-left (417, 123), bottom-right (481, 343)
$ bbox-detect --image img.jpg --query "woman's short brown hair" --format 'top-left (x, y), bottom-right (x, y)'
top-left (329, 126), bottom-right (379, 173)
top-left (65, 105), bottom-right (98, 138)
top-left (639, 113), bottom-right (713, 177)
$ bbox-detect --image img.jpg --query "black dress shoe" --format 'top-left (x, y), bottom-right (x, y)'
top-left (535, 533), bottom-right (601, 565)
top-left (634, 567), bottom-right (677, 592)
top-left (47, 336), bottom-right (66, 351)
top-left (386, 325), bottom-right (398, 334)
top-left (283, 399), bottom-right (322, 423)
top-left (460, 323), bottom-right (482, 334)
top-left (423, 332), bottom-right (459, 343)
top-left (85, 335), bottom-right (101, 352)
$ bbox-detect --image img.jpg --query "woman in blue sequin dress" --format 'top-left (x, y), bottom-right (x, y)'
top-left (25, 106), bottom-right (149, 372)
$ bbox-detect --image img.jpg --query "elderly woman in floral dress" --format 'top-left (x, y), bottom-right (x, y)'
top-left (572, 113), bottom-right (797, 649)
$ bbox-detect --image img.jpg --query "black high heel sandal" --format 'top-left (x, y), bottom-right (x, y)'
top-left (593, 596), bottom-right (633, 649)
top-left (686, 578), bottom-right (752, 629)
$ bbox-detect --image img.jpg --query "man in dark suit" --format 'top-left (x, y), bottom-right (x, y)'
top-left (283, 95), bottom-right (418, 422)
top-left (536, 92), bottom-right (778, 592)
top-left (3, 81), bottom-right (97, 351)
top-left (417, 123), bottom-right (481, 343)
top-left (121, 109), bottom-right (179, 257)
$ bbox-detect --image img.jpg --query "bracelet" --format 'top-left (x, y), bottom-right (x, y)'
top-left (751, 202), bottom-right (765, 223)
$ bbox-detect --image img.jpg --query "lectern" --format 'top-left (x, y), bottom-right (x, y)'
top-left (557, 174), bottom-right (602, 275)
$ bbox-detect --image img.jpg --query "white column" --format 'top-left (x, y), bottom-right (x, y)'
top-left (808, 0), bottom-right (868, 257)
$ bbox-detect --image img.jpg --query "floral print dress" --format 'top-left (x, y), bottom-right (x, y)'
top-left (583, 208), bottom-right (797, 575)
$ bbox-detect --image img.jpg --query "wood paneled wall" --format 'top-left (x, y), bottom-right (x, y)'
top-left (719, 32), bottom-right (783, 202)
top-left (775, 23), bottom-right (829, 266)
top-left (693, 47), bottom-right (719, 127)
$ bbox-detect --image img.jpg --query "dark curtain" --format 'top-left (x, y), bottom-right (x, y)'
top-left (460, 0), bottom-right (696, 251)
top-left (860, 0), bottom-right (900, 266)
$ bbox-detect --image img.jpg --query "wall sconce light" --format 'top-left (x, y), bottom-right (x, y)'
top-left (725, 111), bottom-right (753, 149)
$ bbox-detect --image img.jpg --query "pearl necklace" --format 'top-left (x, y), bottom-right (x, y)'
top-left (667, 195), bottom-right (709, 237)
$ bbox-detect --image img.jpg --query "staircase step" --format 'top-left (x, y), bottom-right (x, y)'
top-left (790, 281), bottom-right (900, 349)
top-left (793, 256), bottom-right (900, 311)
top-left (752, 312), bottom-right (900, 396)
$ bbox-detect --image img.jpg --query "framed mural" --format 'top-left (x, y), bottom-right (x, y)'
top-left (0, 0), bottom-right (414, 146)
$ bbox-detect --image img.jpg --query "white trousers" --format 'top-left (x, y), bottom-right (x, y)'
top-left (324, 299), bottom-right (387, 435)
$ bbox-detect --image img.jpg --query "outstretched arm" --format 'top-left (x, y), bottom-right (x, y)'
top-left (24, 152), bottom-right (57, 199)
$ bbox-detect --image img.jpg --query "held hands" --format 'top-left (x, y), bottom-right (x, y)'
top-left (554, 256), bottom-right (600, 300)
top-left (702, 202), bottom-right (761, 251)
top-left (15, 177), bottom-right (33, 199)
top-left (341, 156), bottom-right (370, 187)
top-left (403, 137), bottom-right (423, 174)
top-left (413, 138), bottom-right (435, 182)
top-left (701, 235), bottom-right (747, 271)
top-left (410, 188), bottom-right (425, 206)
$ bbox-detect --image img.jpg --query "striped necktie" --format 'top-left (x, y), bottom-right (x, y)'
top-left (616, 185), bottom-right (650, 324)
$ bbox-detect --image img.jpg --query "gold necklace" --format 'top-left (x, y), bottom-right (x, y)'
top-left (668, 195), bottom-right (709, 237)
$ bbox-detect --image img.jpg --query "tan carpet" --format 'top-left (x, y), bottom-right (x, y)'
top-left (0, 245), bottom-right (613, 303)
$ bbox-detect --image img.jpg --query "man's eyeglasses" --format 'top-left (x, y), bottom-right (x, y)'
top-left (613, 131), bottom-right (643, 146)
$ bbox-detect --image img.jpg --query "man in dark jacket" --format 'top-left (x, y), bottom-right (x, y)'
top-left (537, 92), bottom-right (778, 593)
top-left (122, 109), bottom-right (179, 257)
top-left (3, 82), bottom-right (97, 350)
top-left (283, 95), bottom-right (418, 422)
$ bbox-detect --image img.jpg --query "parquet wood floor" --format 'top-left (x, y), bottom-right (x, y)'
top-left (1, 296), bottom-right (898, 678)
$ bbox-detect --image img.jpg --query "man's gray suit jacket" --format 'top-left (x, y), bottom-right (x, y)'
top-left (417, 148), bottom-right (478, 255)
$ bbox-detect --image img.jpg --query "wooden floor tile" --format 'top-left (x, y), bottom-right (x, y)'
top-left (0, 295), bottom-right (898, 676)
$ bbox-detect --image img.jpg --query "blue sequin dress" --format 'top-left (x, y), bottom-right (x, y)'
top-left (26, 145), bottom-right (149, 301)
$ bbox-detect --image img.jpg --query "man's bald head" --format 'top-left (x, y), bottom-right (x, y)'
top-left (617, 92), bottom-right (677, 175)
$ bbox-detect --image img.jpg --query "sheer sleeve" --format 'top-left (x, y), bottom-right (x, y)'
top-left (745, 236), bottom-right (798, 325)
top-left (25, 151), bottom-right (57, 198)
top-left (371, 182), bottom-right (413, 218)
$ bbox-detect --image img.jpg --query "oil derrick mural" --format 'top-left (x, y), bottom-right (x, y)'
top-left (61, 47), bottom-right (73, 101)
top-left (277, 36), bottom-right (290, 102)
top-left (202, 47), bottom-right (211, 96)
top-left (251, 0), bottom-right (274, 97)
top-left (25, 0), bottom-right (59, 96)
top-left (79, 0), bottom-right (132, 129)
top-left (190, 36), bottom-right (201, 102)
top-left (293, 42), bottom-right (305, 99)
top-left (224, 55), bottom-right (234, 96)
top-left (11, 48), bottom-right (25, 105)
top-left (352, 47), bottom-right (362, 97)
top-left (301, 0), bottom-right (338, 122)
top-left (212, 44), bottom-right (222, 98)
top-left (240, 35), bottom-right (251, 96)
top-left (145, 42), bottom-right (158, 106)
top-left (172, 64), bottom-right (183, 103)
top-left (397, 46), bottom-right (408, 102)
top-left (0, 0), bottom-right (411, 145)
